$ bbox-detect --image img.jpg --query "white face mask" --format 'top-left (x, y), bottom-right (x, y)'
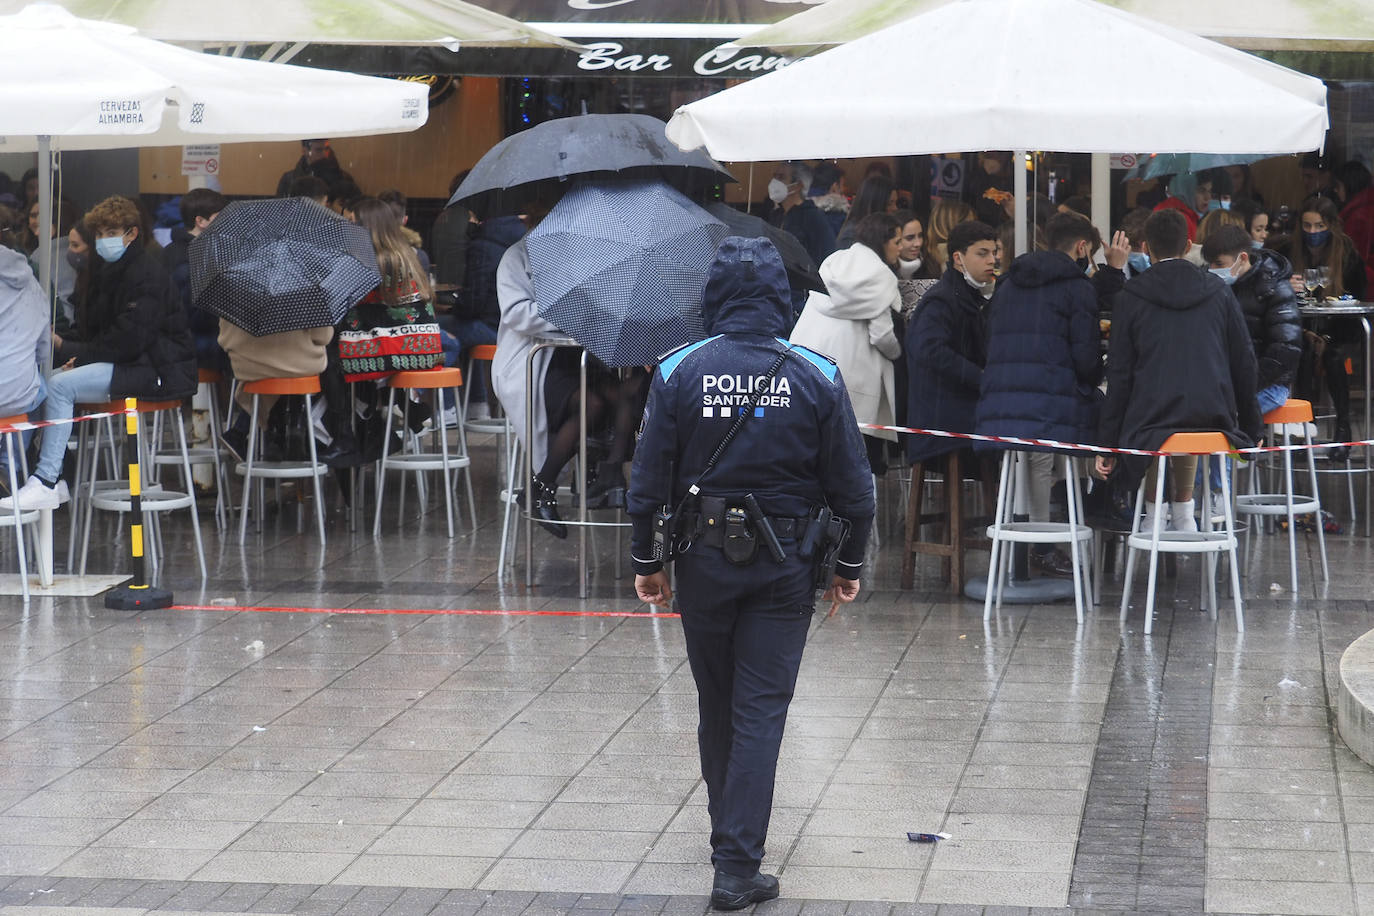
top-left (767, 178), bottom-right (789, 204)
top-left (962, 267), bottom-right (995, 298)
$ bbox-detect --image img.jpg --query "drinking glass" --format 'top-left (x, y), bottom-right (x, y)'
top-left (1317, 265), bottom-right (1332, 299)
top-left (1304, 268), bottom-right (1321, 302)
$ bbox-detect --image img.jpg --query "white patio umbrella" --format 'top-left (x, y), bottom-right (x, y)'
top-left (0, 0), bottom-right (577, 60)
top-left (0, 3), bottom-right (431, 316)
top-left (666, 0), bottom-right (1328, 161)
top-left (733, 0), bottom-right (1374, 53)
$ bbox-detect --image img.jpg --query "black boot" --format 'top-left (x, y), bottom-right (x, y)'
top-left (318, 433), bottom-right (366, 468)
top-left (711, 871), bottom-right (779, 911)
top-left (585, 460), bottom-right (627, 509)
top-left (531, 474), bottom-right (567, 539)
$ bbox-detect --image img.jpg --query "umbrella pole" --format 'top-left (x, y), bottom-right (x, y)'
top-left (37, 135), bottom-right (53, 377)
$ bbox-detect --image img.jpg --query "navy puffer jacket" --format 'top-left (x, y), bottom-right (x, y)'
top-left (904, 266), bottom-right (988, 463)
top-left (975, 250), bottom-right (1103, 447)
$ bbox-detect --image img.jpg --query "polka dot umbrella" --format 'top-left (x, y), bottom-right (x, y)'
top-left (189, 197), bottom-right (381, 337)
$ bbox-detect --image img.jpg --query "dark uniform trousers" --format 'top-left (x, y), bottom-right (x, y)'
top-left (675, 542), bottom-right (815, 878)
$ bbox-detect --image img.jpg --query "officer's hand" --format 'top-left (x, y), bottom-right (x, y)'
top-left (635, 571), bottom-right (673, 610)
top-left (822, 576), bottom-right (860, 616)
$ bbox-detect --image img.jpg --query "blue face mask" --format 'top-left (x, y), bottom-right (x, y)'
top-left (1251, 239), bottom-right (1263, 249)
top-left (1219, 199), bottom-right (1231, 211)
top-left (1305, 229), bottom-right (1332, 249)
top-left (1127, 252), bottom-right (1151, 273)
top-left (1209, 265), bottom-right (1238, 286)
top-left (1206, 199), bottom-right (1223, 212)
top-left (94, 235), bottom-right (128, 263)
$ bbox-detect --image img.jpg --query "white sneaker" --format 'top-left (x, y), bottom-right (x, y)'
top-left (0, 477), bottom-right (62, 511)
top-left (54, 480), bottom-right (70, 505)
top-left (439, 406), bottom-right (459, 428)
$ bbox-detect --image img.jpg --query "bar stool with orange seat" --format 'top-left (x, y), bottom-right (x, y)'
top-left (76, 398), bottom-right (206, 581)
top-left (1235, 398), bottom-right (1330, 592)
top-left (152, 367), bottom-right (232, 529)
top-left (236, 376), bottom-right (328, 546)
top-left (1120, 431), bottom-right (1244, 634)
top-left (462, 344), bottom-right (505, 435)
top-left (0, 413), bottom-right (45, 601)
top-left (373, 367), bottom-right (475, 539)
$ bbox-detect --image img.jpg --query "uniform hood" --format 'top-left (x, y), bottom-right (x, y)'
top-left (1124, 257), bottom-right (1224, 311)
top-left (814, 244), bottom-right (899, 319)
top-left (0, 246), bottom-right (37, 293)
top-left (702, 236), bottom-right (792, 337)
top-left (1006, 249), bottom-right (1089, 289)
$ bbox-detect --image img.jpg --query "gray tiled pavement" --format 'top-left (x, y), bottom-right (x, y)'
top-left (0, 432), bottom-right (1372, 914)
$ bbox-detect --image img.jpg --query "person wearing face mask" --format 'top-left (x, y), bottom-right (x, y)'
top-left (767, 162), bottom-right (836, 270)
top-left (791, 213), bottom-right (904, 474)
top-left (1231, 199), bottom-right (1269, 251)
top-left (0, 196), bottom-right (195, 512)
top-left (976, 212), bottom-right (1104, 578)
top-left (1279, 196), bottom-right (1368, 458)
top-left (1120, 208), bottom-right (1153, 279)
top-left (905, 220), bottom-right (998, 468)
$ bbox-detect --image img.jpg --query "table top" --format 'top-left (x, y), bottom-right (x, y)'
top-left (1300, 301), bottom-right (1374, 316)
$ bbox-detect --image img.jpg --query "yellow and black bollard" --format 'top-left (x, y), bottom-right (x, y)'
top-left (105, 397), bottom-right (173, 610)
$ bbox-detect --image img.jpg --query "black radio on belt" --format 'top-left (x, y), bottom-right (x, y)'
top-left (651, 504), bottom-right (677, 563)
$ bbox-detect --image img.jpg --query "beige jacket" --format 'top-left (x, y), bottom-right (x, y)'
top-left (218, 320), bottom-right (333, 382)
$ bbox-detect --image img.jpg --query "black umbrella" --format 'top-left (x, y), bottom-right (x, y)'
top-left (527, 179), bottom-right (727, 368)
top-left (450, 113), bottom-right (735, 217)
top-left (190, 198), bottom-right (380, 337)
top-left (703, 202), bottom-right (824, 294)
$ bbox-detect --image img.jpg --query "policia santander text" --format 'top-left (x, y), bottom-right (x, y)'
top-left (628, 237), bottom-right (876, 911)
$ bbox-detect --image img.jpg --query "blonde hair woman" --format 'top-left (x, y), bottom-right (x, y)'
top-left (927, 199), bottom-right (976, 272)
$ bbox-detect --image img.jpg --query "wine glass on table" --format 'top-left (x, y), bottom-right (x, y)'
top-left (1304, 268), bottom-right (1321, 304)
top-left (1317, 265), bottom-right (1332, 301)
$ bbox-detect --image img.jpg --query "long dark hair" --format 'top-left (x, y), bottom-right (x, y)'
top-left (1290, 196), bottom-right (1357, 298)
top-left (840, 176), bottom-right (896, 234)
top-left (852, 212), bottom-right (900, 262)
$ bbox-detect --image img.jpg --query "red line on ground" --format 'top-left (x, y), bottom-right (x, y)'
top-left (173, 604), bottom-right (679, 619)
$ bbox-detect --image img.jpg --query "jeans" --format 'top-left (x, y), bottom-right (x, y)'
top-left (438, 315), bottom-right (498, 406)
top-left (36, 362), bottom-right (113, 482)
top-left (1200, 384), bottom-right (1289, 492)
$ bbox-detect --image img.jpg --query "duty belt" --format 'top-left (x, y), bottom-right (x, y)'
top-left (690, 497), bottom-right (807, 548)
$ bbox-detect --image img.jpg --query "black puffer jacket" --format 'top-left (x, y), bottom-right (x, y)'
top-left (59, 243), bottom-right (197, 400)
top-left (1234, 248), bottom-right (1301, 390)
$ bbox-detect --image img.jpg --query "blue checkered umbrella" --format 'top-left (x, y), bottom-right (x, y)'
top-left (526, 179), bottom-right (727, 368)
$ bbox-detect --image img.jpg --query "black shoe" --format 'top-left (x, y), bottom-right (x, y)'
top-left (318, 435), bottom-right (366, 469)
top-left (1330, 423), bottom-right (1353, 463)
top-left (531, 474), bottom-right (567, 539)
top-left (585, 460), bottom-right (627, 510)
top-left (222, 428), bottom-right (248, 464)
top-left (1030, 547), bottom-right (1076, 579)
top-left (405, 401), bottom-right (433, 434)
top-left (711, 871), bottom-right (779, 911)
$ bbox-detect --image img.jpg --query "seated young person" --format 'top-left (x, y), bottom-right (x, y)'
top-left (1096, 209), bottom-right (1260, 533)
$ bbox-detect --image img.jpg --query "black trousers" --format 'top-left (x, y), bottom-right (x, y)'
top-left (675, 545), bottom-right (815, 878)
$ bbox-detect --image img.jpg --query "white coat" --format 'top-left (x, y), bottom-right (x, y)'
top-left (492, 237), bottom-right (560, 472)
top-left (790, 243), bottom-right (901, 442)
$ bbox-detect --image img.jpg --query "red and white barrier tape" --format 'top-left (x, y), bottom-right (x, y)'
top-left (857, 422), bottom-right (1374, 458)
top-left (0, 407), bottom-right (135, 437)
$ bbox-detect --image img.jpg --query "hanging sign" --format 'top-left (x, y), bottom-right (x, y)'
top-left (181, 144), bottom-right (220, 176)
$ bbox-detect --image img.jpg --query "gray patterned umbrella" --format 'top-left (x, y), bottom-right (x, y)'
top-left (189, 198), bottom-right (380, 337)
top-left (526, 179), bottom-right (727, 368)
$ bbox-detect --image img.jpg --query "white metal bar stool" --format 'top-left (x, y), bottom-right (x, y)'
top-left (1236, 398), bottom-right (1330, 592)
top-left (0, 413), bottom-right (45, 601)
top-left (1120, 432), bottom-right (1243, 634)
top-left (983, 449), bottom-right (1093, 625)
top-left (152, 368), bottom-right (232, 530)
top-left (373, 367), bottom-right (476, 539)
top-left (235, 376), bottom-right (328, 545)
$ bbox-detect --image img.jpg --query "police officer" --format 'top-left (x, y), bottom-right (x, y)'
top-left (627, 236), bottom-right (875, 910)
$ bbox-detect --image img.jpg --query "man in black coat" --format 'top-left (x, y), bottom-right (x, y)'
top-left (905, 220), bottom-right (998, 466)
top-left (1096, 209), bottom-right (1260, 532)
top-left (162, 188), bottom-right (228, 370)
top-left (276, 139), bottom-right (353, 199)
top-left (2, 196), bottom-right (195, 511)
top-left (1201, 224), bottom-right (1301, 416)
top-left (977, 212), bottom-right (1103, 576)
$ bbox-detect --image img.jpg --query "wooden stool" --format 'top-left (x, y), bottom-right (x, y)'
top-left (373, 367), bottom-right (476, 539)
top-left (900, 450), bottom-right (994, 594)
top-left (236, 376), bottom-right (328, 546)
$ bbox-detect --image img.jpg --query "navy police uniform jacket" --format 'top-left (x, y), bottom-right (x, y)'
top-left (627, 236), bottom-right (875, 580)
